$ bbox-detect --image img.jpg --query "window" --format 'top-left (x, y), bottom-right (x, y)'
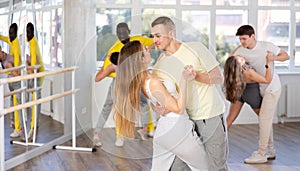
top-left (0, 14), bottom-right (8, 51)
top-left (295, 12), bottom-right (300, 67)
top-left (143, 0), bottom-right (176, 5)
top-left (0, 1), bottom-right (9, 13)
top-left (182, 10), bottom-right (210, 43)
top-left (216, 0), bottom-right (247, 6)
top-left (34, 0), bottom-right (51, 9)
top-left (257, 10), bottom-right (290, 68)
top-left (51, 8), bottom-right (63, 67)
top-left (96, 8), bottom-right (131, 61)
top-left (216, 10), bottom-right (248, 66)
top-left (98, 0), bottom-right (131, 4)
top-left (42, 11), bottom-right (51, 65)
top-left (182, 0), bottom-right (212, 5)
top-left (27, 1), bottom-right (63, 68)
top-left (94, 0), bottom-right (298, 71)
top-left (51, 0), bottom-right (63, 5)
top-left (0, 0), bottom-right (63, 68)
top-left (1, 0), bottom-right (299, 70)
top-left (259, 0), bottom-right (289, 6)
top-left (141, 9), bottom-right (175, 37)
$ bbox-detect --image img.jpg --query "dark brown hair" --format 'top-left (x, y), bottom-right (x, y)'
top-left (236, 25), bottom-right (255, 37)
top-left (223, 56), bottom-right (246, 103)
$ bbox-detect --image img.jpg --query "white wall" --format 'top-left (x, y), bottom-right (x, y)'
top-left (63, 0), bottom-right (96, 133)
top-left (41, 73), bottom-right (65, 123)
top-left (277, 72), bottom-right (300, 122)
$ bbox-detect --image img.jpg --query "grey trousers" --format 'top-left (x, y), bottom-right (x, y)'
top-left (95, 79), bottom-right (115, 133)
top-left (151, 114), bottom-right (208, 171)
top-left (170, 114), bottom-right (228, 171)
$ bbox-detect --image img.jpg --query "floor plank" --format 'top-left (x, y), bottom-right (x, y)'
top-left (4, 114), bottom-right (300, 171)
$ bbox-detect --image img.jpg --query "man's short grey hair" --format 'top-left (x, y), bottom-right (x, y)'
top-left (151, 16), bottom-right (175, 32)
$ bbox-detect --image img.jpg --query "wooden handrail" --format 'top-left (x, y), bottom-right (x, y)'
top-left (0, 66), bottom-right (79, 85)
top-left (26, 65), bottom-right (41, 70)
top-left (0, 89), bottom-right (79, 116)
top-left (26, 86), bottom-right (42, 93)
top-left (0, 65), bottom-right (25, 74)
top-left (4, 87), bottom-right (27, 98)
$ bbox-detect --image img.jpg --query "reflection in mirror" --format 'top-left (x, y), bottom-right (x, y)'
top-left (0, 0), bottom-right (65, 167)
top-left (95, 8), bottom-right (131, 61)
top-left (4, 109), bottom-right (64, 160)
top-left (0, 1), bottom-right (9, 13)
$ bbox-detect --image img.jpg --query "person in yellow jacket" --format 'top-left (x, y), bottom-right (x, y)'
top-left (0, 23), bottom-right (24, 138)
top-left (93, 22), bottom-right (155, 147)
top-left (26, 22), bottom-right (45, 139)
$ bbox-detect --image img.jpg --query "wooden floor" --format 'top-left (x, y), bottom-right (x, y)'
top-left (4, 114), bottom-right (300, 171)
top-left (4, 114), bottom-right (64, 160)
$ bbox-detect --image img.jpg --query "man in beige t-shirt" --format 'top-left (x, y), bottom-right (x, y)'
top-left (151, 16), bottom-right (228, 171)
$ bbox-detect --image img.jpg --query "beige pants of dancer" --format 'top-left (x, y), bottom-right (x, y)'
top-left (258, 89), bottom-right (281, 154)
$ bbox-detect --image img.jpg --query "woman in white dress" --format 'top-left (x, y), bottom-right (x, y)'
top-left (113, 40), bottom-right (208, 171)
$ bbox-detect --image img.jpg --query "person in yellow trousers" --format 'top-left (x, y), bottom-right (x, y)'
top-left (93, 22), bottom-right (155, 147)
top-left (0, 23), bottom-right (24, 138)
top-left (26, 22), bottom-right (45, 139)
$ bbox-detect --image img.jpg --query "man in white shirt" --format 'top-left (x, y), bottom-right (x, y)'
top-left (232, 25), bottom-right (289, 164)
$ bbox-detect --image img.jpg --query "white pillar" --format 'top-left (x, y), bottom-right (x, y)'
top-left (63, 0), bottom-right (96, 134)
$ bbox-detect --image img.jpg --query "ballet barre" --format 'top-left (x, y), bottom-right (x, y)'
top-left (53, 66), bottom-right (96, 152)
top-left (0, 66), bottom-right (93, 171)
top-left (0, 66), bottom-right (75, 85)
top-left (0, 89), bottom-right (78, 117)
top-left (0, 65), bottom-right (25, 74)
top-left (7, 65), bottom-right (41, 146)
top-left (0, 65), bottom-right (30, 152)
top-left (4, 87), bottom-right (26, 98)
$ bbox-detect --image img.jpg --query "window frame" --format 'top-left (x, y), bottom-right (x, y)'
top-left (95, 0), bottom-right (300, 72)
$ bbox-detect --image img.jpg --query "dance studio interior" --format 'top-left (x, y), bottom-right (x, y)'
top-left (0, 0), bottom-right (300, 170)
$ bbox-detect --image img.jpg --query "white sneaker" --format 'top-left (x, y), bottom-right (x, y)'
top-left (266, 148), bottom-right (276, 160)
top-left (93, 132), bottom-right (102, 146)
top-left (137, 129), bottom-right (147, 140)
top-left (115, 137), bottom-right (124, 147)
top-left (148, 130), bottom-right (155, 137)
top-left (10, 130), bottom-right (21, 138)
top-left (244, 151), bottom-right (267, 164)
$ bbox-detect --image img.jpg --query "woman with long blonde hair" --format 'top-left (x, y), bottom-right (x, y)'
top-left (114, 40), bottom-right (208, 171)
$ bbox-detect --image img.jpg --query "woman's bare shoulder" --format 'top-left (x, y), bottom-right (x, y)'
top-left (148, 77), bottom-right (164, 89)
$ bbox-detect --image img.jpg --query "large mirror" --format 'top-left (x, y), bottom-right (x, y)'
top-left (1, 0), bottom-right (64, 165)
